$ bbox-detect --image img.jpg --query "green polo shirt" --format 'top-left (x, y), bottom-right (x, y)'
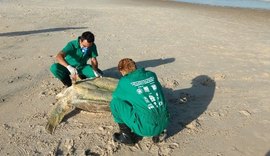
top-left (62, 38), bottom-right (98, 68)
top-left (113, 68), bottom-right (169, 136)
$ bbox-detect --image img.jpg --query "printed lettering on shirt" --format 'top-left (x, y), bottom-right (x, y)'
top-left (136, 88), bottom-right (143, 94)
top-left (131, 78), bottom-right (163, 110)
top-left (144, 97), bottom-right (150, 103)
top-left (149, 95), bottom-right (156, 102)
top-left (156, 92), bottom-right (160, 101)
top-left (153, 102), bottom-right (158, 107)
top-left (143, 86), bottom-right (150, 92)
top-left (148, 104), bottom-right (154, 109)
top-left (151, 84), bottom-right (157, 91)
top-left (131, 77), bottom-right (154, 87)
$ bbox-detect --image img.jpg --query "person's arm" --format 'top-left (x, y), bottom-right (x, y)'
top-left (56, 51), bottom-right (77, 78)
top-left (91, 57), bottom-right (102, 77)
top-left (91, 57), bottom-right (98, 71)
top-left (56, 51), bottom-right (68, 67)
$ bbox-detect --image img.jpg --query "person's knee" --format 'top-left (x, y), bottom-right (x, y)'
top-left (50, 63), bottom-right (69, 79)
top-left (50, 63), bottom-right (58, 74)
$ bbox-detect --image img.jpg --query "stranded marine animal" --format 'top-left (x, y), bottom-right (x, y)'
top-left (45, 77), bottom-right (118, 134)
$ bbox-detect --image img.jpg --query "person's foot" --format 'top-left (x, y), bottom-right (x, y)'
top-left (152, 129), bottom-right (167, 143)
top-left (113, 132), bottom-right (135, 146)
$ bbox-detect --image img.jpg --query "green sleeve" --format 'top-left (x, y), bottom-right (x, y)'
top-left (89, 43), bottom-right (98, 58)
top-left (61, 41), bottom-right (75, 55)
top-left (113, 78), bottom-right (128, 99)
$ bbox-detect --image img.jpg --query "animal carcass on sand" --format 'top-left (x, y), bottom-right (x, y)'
top-left (45, 77), bottom-right (118, 134)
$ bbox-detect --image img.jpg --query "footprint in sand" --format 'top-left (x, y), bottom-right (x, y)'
top-left (163, 79), bottom-right (180, 88)
top-left (214, 73), bottom-right (226, 80)
top-left (55, 138), bottom-right (75, 155)
top-left (8, 74), bottom-right (32, 84)
top-left (239, 110), bottom-right (251, 117)
top-left (185, 119), bottom-right (202, 132)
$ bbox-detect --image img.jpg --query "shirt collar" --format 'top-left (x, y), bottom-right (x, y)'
top-left (75, 37), bottom-right (80, 49)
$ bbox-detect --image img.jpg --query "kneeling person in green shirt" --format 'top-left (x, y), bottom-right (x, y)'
top-left (50, 31), bottom-right (102, 87)
top-left (110, 58), bottom-right (169, 145)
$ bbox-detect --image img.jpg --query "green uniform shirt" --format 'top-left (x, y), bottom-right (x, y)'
top-left (113, 68), bottom-right (169, 136)
top-left (62, 38), bottom-right (98, 68)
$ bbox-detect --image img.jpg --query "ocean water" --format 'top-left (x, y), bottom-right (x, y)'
top-left (174, 0), bottom-right (270, 10)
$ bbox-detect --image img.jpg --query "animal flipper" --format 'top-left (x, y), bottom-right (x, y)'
top-left (45, 102), bottom-right (75, 134)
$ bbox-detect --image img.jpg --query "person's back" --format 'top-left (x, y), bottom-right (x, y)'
top-left (110, 58), bottom-right (169, 145)
top-left (113, 68), bottom-right (169, 136)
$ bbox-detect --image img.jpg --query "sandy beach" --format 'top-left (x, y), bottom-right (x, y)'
top-left (0, 0), bottom-right (270, 155)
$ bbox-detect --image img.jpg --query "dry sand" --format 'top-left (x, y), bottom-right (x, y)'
top-left (0, 0), bottom-right (270, 155)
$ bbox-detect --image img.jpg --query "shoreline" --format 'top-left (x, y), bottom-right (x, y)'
top-left (172, 0), bottom-right (270, 10)
top-left (134, 0), bottom-right (270, 11)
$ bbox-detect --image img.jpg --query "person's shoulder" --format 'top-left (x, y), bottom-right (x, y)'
top-left (119, 75), bottom-right (129, 82)
top-left (89, 43), bottom-right (97, 49)
top-left (144, 68), bottom-right (153, 73)
top-left (144, 69), bottom-right (158, 79)
top-left (140, 68), bottom-right (156, 75)
top-left (114, 77), bottom-right (130, 93)
top-left (62, 39), bottom-right (78, 52)
top-left (67, 39), bottom-right (78, 45)
top-left (119, 75), bottom-right (133, 86)
top-left (65, 39), bottom-right (79, 49)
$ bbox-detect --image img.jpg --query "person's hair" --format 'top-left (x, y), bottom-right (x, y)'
top-left (118, 58), bottom-right (137, 74)
top-left (80, 31), bottom-right (95, 43)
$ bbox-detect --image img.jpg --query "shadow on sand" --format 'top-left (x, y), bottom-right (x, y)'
top-left (0, 27), bottom-right (87, 37)
top-left (164, 75), bottom-right (216, 138)
top-left (102, 57), bottom-right (175, 79)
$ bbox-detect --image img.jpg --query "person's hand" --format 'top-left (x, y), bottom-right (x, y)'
top-left (66, 65), bottom-right (77, 76)
top-left (93, 70), bottom-right (102, 78)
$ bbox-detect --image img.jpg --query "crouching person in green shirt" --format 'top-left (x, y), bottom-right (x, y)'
top-left (110, 58), bottom-right (169, 146)
top-left (50, 31), bottom-right (102, 87)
